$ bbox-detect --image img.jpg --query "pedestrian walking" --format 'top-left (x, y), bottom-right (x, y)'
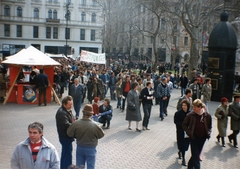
top-left (140, 82), bottom-right (153, 130)
top-left (215, 97), bottom-right (229, 147)
top-left (201, 78), bottom-right (212, 112)
top-left (174, 100), bottom-right (191, 166)
top-left (126, 82), bottom-right (142, 132)
top-left (70, 78), bottom-right (84, 120)
top-left (157, 77), bottom-right (170, 121)
top-left (228, 94), bottom-right (240, 148)
top-left (182, 99), bottom-right (212, 169)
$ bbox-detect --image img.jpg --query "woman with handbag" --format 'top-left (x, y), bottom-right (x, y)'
top-left (126, 82), bottom-right (142, 132)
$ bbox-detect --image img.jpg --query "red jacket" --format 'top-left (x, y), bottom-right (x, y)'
top-left (92, 103), bottom-right (99, 115)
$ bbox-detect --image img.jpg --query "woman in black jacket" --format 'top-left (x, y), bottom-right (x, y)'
top-left (174, 99), bottom-right (190, 166)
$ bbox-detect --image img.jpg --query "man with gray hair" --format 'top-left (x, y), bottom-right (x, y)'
top-left (11, 122), bottom-right (60, 169)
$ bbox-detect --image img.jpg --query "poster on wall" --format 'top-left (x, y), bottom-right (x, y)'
top-left (23, 86), bottom-right (37, 103)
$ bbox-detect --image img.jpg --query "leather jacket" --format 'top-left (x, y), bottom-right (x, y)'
top-left (182, 111), bottom-right (212, 139)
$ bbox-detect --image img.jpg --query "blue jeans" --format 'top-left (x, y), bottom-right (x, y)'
top-left (98, 115), bottom-right (112, 127)
top-left (143, 103), bottom-right (152, 128)
top-left (73, 97), bottom-right (82, 117)
top-left (117, 97), bottom-right (121, 107)
top-left (181, 87), bottom-right (186, 96)
top-left (59, 138), bottom-right (74, 169)
top-left (104, 84), bottom-right (108, 98)
top-left (188, 136), bottom-right (206, 169)
top-left (110, 86), bottom-right (116, 100)
top-left (76, 145), bottom-right (96, 169)
top-left (159, 98), bottom-right (167, 118)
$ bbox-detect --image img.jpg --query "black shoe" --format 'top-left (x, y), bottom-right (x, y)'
top-left (216, 135), bottom-right (220, 143)
top-left (228, 136), bottom-right (232, 143)
top-left (102, 124), bottom-right (106, 128)
top-left (222, 144), bottom-right (226, 147)
top-left (128, 127), bottom-right (132, 130)
top-left (181, 159), bottom-right (186, 166)
top-left (234, 145), bottom-right (238, 148)
top-left (178, 151), bottom-right (182, 159)
top-left (136, 128), bottom-right (141, 132)
top-left (75, 116), bottom-right (79, 120)
top-left (160, 117), bottom-right (164, 121)
top-left (106, 126), bottom-right (110, 129)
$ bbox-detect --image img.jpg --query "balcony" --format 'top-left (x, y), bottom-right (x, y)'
top-left (31, 0), bottom-right (42, 3)
top-left (46, 18), bottom-right (60, 24)
top-left (46, 1), bottom-right (60, 6)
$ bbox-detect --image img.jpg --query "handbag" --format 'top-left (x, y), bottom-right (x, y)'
top-left (127, 104), bottom-right (136, 110)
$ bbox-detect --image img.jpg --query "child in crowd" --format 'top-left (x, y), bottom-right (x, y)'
top-left (92, 97), bottom-right (100, 122)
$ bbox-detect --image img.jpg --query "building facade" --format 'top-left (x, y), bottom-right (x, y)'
top-left (0, 0), bottom-right (103, 59)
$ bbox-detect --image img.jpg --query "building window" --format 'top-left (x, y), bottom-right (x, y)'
top-left (92, 0), bottom-right (97, 6)
top-left (4, 24), bottom-right (10, 37)
top-left (34, 8), bottom-right (39, 18)
top-left (142, 35), bottom-right (144, 44)
top-left (91, 30), bottom-right (95, 41)
top-left (80, 29), bottom-right (85, 40)
top-left (4, 5), bottom-right (10, 16)
top-left (81, 12), bottom-right (86, 21)
top-left (33, 26), bottom-right (39, 38)
top-left (81, 0), bottom-right (86, 5)
top-left (53, 27), bottom-right (58, 39)
top-left (53, 10), bottom-right (57, 19)
top-left (46, 27), bottom-right (51, 39)
top-left (17, 25), bottom-right (22, 37)
top-left (17, 6), bottom-right (22, 17)
top-left (91, 13), bottom-right (96, 22)
top-left (65, 28), bottom-right (70, 39)
top-left (142, 18), bottom-right (145, 30)
top-left (48, 9), bottom-right (52, 19)
top-left (184, 37), bottom-right (188, 46)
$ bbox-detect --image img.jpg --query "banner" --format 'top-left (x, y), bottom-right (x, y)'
top-left (80, 50), bottom-right (106, 64)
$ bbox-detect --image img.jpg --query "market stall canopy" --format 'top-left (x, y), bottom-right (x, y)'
top-left (2, 46), bottom-right (61, 66)
top-left (45, 53), bottom-right (68, 60)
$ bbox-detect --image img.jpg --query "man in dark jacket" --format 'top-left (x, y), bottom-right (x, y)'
top-left (228, 94), bottom-right (240, 148)
top-left (140, 82), bottom-right (153, 130)
top-left (56, 96), bottom-right (75, 169)
top-left (35, 69), bottom-right (48, 106)
top-left (98, 98), bottom-right (113, 129)
top-left (108, 72), bottom-right (117, 100)
top-left (179, 72), bottom-right (188, 97)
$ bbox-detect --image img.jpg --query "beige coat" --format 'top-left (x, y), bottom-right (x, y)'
top-left (201, 84), bottom-right (212, 103)
top-left (215, 104), bottom-right (228, 137)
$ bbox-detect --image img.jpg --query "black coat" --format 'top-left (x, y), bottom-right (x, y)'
top-left (140, 87), bottom-right (153, 105)
top-left (55, 106), bottom-right (75, 140)
top-left (174, 109), bottom-right (190, 152)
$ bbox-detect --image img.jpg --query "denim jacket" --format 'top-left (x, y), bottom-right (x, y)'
top-left (11, 137), bottom-right (60, 169)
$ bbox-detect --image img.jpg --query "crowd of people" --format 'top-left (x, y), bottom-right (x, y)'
top-left (5, 57), bottom-right (240, 169)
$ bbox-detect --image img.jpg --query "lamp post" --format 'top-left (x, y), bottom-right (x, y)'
top-left (65, 0), bottom-right (71, 57)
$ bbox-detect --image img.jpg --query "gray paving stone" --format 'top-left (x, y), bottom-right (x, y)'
top-left (0, 88), bottom-right (239, 169)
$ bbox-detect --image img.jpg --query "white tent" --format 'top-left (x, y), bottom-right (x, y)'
top-left (45, 53), bottom-right (68, 60)
top-left (3, 46), bottom-right (60, 66)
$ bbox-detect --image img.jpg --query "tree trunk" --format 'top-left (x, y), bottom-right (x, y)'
top-left (188, 32), bottom-right (199, 80)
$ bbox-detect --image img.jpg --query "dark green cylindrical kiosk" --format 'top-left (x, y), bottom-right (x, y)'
top-left (208, 12), bottom-right (238, 102)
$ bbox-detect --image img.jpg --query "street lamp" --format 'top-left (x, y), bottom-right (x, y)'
top-left (65, 0), bottom-right (71, 57)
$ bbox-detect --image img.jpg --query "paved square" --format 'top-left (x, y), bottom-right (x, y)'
top-left (0, 89), bottom-right (239, 169)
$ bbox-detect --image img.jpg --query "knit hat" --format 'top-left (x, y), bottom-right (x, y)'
top-left (94, 97), bottom-right (99, 103)
top-left (221, 97), bottom-right (228, 103)
top-left (82, 104), bottom-right (94, 116)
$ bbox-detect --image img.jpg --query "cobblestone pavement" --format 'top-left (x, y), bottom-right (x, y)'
top-left (0, 88), bottom-right (239, 169)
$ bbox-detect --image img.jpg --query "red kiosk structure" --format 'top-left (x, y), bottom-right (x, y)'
top-left (2, 46), bottom-right (61, 105)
